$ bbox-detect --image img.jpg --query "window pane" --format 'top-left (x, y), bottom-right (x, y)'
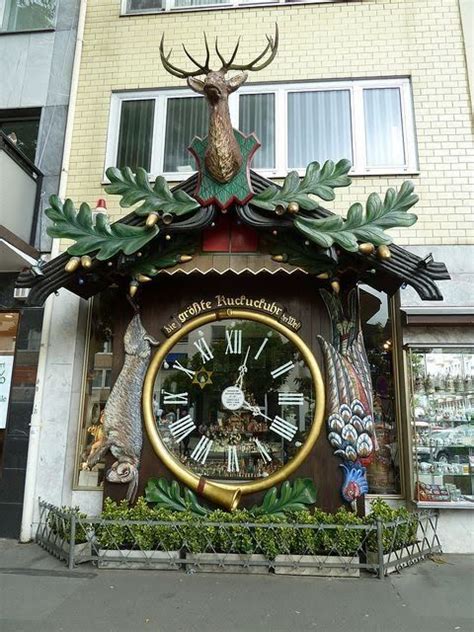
top-left (288, 90), bottom-right (352, 169)
top-left (364, 88), bottom-right (405, 167)
top-left (0, 111), bottom-right (41, 163)
top-left (117, 100), bottom-right (155, 172)
top-left (173, 0), bottom-right (230, 7)
top-left (2, 0), bottom-right (56, 32)
top-left (360, 286), bottom-right (401, 495)
top-left (164, 96), bottom-right (207, 173)
top-left (239, 93), bottom-right (275, 170)
top-left (127, 0), bottom-right (163, 11)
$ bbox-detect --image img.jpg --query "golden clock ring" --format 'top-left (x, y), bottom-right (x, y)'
top-left (142, 309), bottom-right (325, 511)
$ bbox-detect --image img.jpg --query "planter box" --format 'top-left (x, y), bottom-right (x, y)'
top-left (185, 553), bottom-right (269, 574)
top-left (59, 541), bottom-right (91, 563)
top-left (367, 543), bottom-right (418, 575)
top-left (97, 549), bottom-right (181, 570)
top-left (274, 554), bottom-right (360, 577)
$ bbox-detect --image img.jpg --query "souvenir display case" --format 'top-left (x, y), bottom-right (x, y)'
top-left (409, 347), bottom-right (474, 507)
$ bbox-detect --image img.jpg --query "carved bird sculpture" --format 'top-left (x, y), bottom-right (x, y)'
top-left (317, 289), bottom-right (377, 506)
top-left (86, 313), bottom-right (158, 502)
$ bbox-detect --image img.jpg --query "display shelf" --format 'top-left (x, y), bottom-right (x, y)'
top-left (409, 346), bottom-right (474, 505)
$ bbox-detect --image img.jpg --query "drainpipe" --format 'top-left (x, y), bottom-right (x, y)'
top-left (20, 0), bottom-right (88, 543)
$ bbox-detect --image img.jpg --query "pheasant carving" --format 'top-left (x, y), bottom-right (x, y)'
top-left (160, 26), bottom-right (278, 184)
top-left (318, 289), bottom-right (378, 506)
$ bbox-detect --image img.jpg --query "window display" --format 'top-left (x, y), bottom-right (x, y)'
top-left (360, 286), bottom-right (401, 495)
top-left (409, 347), bottom-right (474, 506)
top-left (74, 293), bottom-right (115, 489)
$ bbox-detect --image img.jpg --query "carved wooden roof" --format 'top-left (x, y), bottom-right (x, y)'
top-left (16, 170), bottom-right (449, 306)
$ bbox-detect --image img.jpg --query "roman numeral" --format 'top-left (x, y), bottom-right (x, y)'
top-left (191, 436), bottom-right (213, 465)
top-left (225, 329), bottom-right (242, 355)
top-left (193, 336), bottom-right (214, 363)
top-left (254, 438), bottom-right (272, 463)
top-left (169, 414), bottom-right (195, 443)
top-left (173, 361), bottom-right (195, 379)
top-left (271, 361), bottom-right (295, 379)
top-left (163, 391), bottom-right (189, 405)
top-left (278, 392), bottom-right (304, 406)
top-left (270, 416), bottom-right (298, 442)
top-left (227, 446), bottom-right (239, 473)
top-left (254, 337), bottom-right (268, 361)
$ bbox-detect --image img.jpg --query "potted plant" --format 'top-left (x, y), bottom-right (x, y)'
top-left (365, 499), bottom-right (419, 574)
top-left (96, 498), bottom-right (181, 569)
top-left (184, 510), bottom-right (269, 574)
top-left (274, 508), bottom-right (362, 577)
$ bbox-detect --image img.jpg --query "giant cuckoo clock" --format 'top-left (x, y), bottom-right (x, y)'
top-left (17, 26), bottom-right (449, 512)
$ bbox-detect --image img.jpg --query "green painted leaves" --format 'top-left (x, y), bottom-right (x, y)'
top-left (251, 479), bottom-right (317, 517)
top-left (294, 181), bottom-right (419, 252)
top-left (252, 159), bottom-right (352, 211)
top-left (45, 195), bottom-right (158, 260)
top-left (105, 167), bottom-right (199, 217)
top-left (145, 478), bottom-right (209, 516)
top-left (128, 236), bottom-right (197, 277)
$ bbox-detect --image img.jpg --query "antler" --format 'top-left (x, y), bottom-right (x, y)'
top-left (215, 23), bottom-right (279, 72)
top-left (160, 33), bottom-right (211, 78)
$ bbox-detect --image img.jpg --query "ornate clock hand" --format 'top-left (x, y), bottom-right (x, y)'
top-left (242, 400), bottom-right (273, 422)
top-left (235, 345), bottom-right (251, 389)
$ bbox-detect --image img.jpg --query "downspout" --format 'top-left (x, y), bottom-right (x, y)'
top-left (20, 0), bottom-right (88, 543)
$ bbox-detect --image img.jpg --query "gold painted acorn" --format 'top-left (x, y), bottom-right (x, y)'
top-left (146, 212), bottom-right (159, 228)
top-left (358, 242), bottom-right (375, 255)
top-left (287, 201), bottom-right (300, 215)
top-left (317, 272), bottom-right (330, 280)
top-left (179, 255), bottom-right (193, 263)
top-left (136, 274), bottom-right (152, 283)
top-left (377, 245), bottom-right (391, 260)
top-left (80, 255), bottom-right (92, 269)
top-left (64, 257), bottom-right (80, 273)
top-left (129, 280), bottom-right (139, 297)
top-left (272, 254), bottom-right (287, 262)
top-left (331, 280), bottom-right (341, 294)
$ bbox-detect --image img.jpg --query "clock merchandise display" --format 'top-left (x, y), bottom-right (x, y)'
top-left (143, 309), bottom-right (325, 510)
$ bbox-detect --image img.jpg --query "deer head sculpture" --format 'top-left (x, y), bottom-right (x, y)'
top-left (160, 25), bottom-right (279, 184)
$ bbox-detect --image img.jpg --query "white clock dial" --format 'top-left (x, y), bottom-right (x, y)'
top-left (152, 316), bottom-right (315, 482)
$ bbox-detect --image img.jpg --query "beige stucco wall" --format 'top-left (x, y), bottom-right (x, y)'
top-left (65, 0), bottom-right (474, 246)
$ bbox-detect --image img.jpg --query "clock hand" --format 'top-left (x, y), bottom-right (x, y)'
top-left (242, 400), bottom-right (273, 423)
top-left (235, 345), bottom-right (251, 389)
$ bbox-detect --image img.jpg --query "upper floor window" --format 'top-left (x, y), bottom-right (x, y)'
top-left (124, 0), bottom-right (348, 13)
top-left (105, 78), bottom-right (418, 180)
top-left (0, 0), bottom-right (56, 32)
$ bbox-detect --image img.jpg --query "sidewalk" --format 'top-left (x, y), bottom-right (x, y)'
top-left (0, 539), bottom-right (472, 632)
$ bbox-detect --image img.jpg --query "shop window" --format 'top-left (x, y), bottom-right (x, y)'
top-left (0, 0), bottom-right (56, 33)
top-left (408, 347), bottom-right (473, 506)
top-left (106, 78), bottom-right (417, 179)
top-left (360, 286), bottom-right (401, 495)
top-left (0, 109), bottom-right (41, 164)
top-left (74, 294), bottom-right (115, 489)
top-left (0, 313), bottom-right (19, 470)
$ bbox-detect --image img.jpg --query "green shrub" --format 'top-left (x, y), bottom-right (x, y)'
top-left (96, 498), bottom-right (131, 549)
top-left (365, 499), bottom-right (419, 553)
top-left (254, 514), bottom-right (295, 559)
top-left (151, 508), bottom-right (182, 551)
top-left (48, 506), bottom-right (90, 544)
top-left (206, 509), bottom-right (255, 554)
top-left (332, 508), bottom-right (364, 556)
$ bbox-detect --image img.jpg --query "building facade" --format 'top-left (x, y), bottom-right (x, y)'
top-left (0, 0), bottom-right (81, 537)
top-left (16, 0), bottom-right (474, 551)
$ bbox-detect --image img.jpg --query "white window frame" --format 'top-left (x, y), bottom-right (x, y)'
top-left (121, 0), bottom-right (346, 16)
top-left (105, 78), bottom-right (418, 182)
top-left (0, 0), bottom-right (57, 32)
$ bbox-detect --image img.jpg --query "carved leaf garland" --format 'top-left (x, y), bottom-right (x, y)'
top-left (45, 195), bottom-right (158, 260)
top-left (144, 478), bottom-right (209, 516)
top-left (105, 167), bottom-right (200, 217)
top-left (128, 236), bottom-right (198, 277)
top-left (252, 159), bottom-right (352, 211)
top-left (250, 478), bottom-right (317, 516)
top-left (294, 181), bottom-right (419, 252)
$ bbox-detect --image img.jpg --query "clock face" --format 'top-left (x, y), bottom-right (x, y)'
top-left (148, 312), bottom-right (319, 483)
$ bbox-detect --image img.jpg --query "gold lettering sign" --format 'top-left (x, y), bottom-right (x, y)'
top-left (162, 295), bottom-right (301, 337)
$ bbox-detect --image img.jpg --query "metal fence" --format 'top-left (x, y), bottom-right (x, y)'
top-left (36, 500), bottom-right (441, 579)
